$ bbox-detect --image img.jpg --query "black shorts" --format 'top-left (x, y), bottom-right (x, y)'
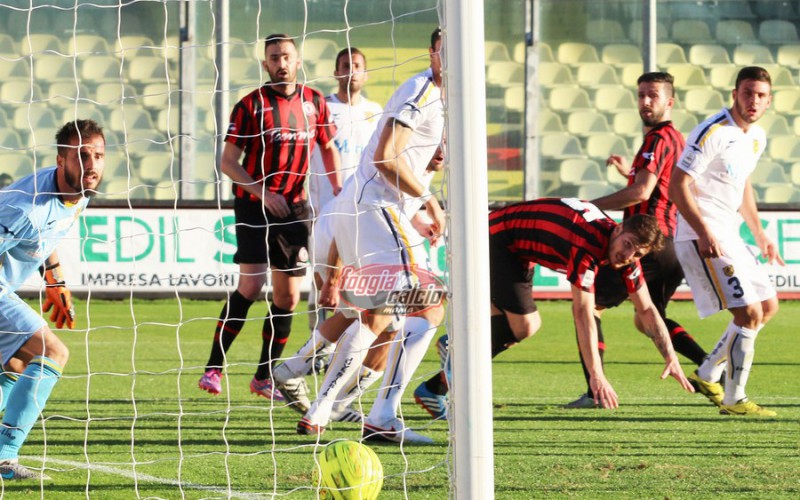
top-left (233, 197), bottom-right (311, 277)
top-left (489, 232), bottom-right (538, 315)
top-left (594, 237), bottom-right (682, 317)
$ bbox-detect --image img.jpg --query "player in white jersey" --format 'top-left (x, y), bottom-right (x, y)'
top-left (669, 67), bottom-right (783, 416)
top-left (295, 28), bottom-right (445, 444)
top-left (0, 119), bottom-right (106, 479)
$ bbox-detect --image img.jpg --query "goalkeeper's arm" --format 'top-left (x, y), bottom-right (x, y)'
top-left (41, 253), bottom-right (76, 329)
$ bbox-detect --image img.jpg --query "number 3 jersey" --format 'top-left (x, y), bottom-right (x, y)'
top-left (489, 198), bottom-right (643, 293)
top-left (674, 108), bottom-right (766, 242)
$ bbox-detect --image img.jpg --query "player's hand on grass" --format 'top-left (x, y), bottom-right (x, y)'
top-left (660, 356), bottom-right (694, 393)
top-left (590, 375), bottom-right (618, 409)
top-left (262, 191), bottom-right (291, 218)
top-left (43, 265), bottom-right (76, 329)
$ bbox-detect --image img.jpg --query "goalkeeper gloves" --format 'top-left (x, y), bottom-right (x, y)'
top-left (42, 263), bottom-right (76, 329)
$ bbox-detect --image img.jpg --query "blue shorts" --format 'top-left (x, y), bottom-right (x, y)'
top-left (0, 292), bottom-right (45, 366)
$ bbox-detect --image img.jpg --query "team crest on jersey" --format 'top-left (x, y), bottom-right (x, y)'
top-left (303, 101), bottom-right (316, 117)
top-left (297, 246), bottom-right (309, 265)
top-left (723, 265), bottom-right (735, 277)
top-left (642, 152), bottom-right (654, 161)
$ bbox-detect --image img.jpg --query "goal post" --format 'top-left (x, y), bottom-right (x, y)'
top-left (442, 0), bottom-right (496, 498)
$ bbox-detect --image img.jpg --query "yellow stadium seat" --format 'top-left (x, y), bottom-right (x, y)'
top-left (601, 44), bottom-right (642, 68)
top-left (556, 42), bottom-right (600, 67)
top-left (716, 20), bottom-right (759, 45)
top-left (732, 44), bottom-right (775, 65)
top-left (688, 44), bottom-right (732, 67)
top-left (672, 19), bottom-right (715, 45)
top-left (758, 20), bottom-right (799, 45)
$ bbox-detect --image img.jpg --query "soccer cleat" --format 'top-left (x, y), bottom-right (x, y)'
top-left (296, 417), bottom-right (325, 436)
top-left (330, 404), bottom-right (364, 423)
top-left (198, 368), bottom-right (223, 395)
top-left (436, 334), bottom-right (449, 366)
top-left (413, 382), bottom-right (448, 420)
top-left (563, 393), bottom-right (599, 409)
top-left (688, 370), bottom-right (724, 407)
top-left (362, 418), bottom-right (433, 445)
top-left (249, 376), bottom-right (285, 402)
top-left (719, 399), bottom-right (777, 417)
top-left (0, 460), bottom-right (51, 481)
top-left (272, 363), bottom-right (310, 414)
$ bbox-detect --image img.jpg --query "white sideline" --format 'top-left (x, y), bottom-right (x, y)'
top-left (23, 456), bottom-right (269, 499)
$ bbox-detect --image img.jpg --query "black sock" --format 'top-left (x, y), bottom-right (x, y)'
top-left (578, 316), bottom-right (605, 398)
top-left (490, 314), bottom-right (518, 358)
top-left (664, 318), bottom-right (707, 365)
top-left (426, 373), bottom-right (448, 395)
top-left (206, 291), bottom-right (253, 370)
top-left (255, 303), bottom-right (293, 380)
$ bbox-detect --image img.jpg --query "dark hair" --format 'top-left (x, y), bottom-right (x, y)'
top-left (431, 27), bottom-right (442, 49)
top-left (55, 119), bottom-right (105, 158)
top-left (735, 66), bottom-right (771, 89)
top-left (621, 214), bottom-right (665, 254)
top-left (335, 47), bottom-right (366, 71)
top-left (637, 71), bottom-right (675, 97)
top-left (265, 33), bottom-right (295, 51)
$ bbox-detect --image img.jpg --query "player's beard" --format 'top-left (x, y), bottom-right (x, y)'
top-left (640, 107), bottom-right (664, 128)
top-left (65, 166), bottom-right (102, 198)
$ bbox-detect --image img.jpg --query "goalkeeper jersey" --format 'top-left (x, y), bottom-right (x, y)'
top-left (0, 167), bottom-right (89, 296)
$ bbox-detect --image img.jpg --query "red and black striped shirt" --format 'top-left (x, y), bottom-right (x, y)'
top-left (226, 84), bottom-right (336, 202)
top-left (489, 198), bottom-right (643, 293)
top-left (624, 121), bottom-right (685, 238)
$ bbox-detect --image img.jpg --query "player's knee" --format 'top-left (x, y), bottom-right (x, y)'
top-left (272, 292), bottom-right (300, 312)
top-left (761, 297), bottom-right (779, 325)
top-left (45, 339), bottom-right (69, 368)
top-left (421, 303), bottom-right (445, 326)
top-left (513, 312), bottom-right (541, 340)
top-left (733, 303), bottom-right (764, 329)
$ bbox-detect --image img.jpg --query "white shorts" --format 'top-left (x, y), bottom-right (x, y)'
top-left (675, 238), bottom-right (776, 319)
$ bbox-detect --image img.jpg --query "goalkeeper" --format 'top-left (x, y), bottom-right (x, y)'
top-left (0, 119), bottom-right (106, 481)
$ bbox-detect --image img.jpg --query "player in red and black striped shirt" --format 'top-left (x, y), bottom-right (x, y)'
top-left (199, 34), bottom-right (342, 401)
top-left (567, 72), bottom-right (707, 408)
top-left (419, 198), bottom-right (694, 411)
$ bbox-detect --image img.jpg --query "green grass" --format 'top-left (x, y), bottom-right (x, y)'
top-left (5, 299), bottom-right (799, 498)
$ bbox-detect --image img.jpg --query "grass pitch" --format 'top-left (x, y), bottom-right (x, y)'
top-left (4, 299), bottom-right (798, 498)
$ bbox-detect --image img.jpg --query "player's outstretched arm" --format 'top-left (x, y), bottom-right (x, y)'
top-left (320, 139), bottom-right (342, 195)
top-left (571, 286), bottom-right (618, 409)
top-left (629, 284), bottom-right (694, 392)
top-left (42, 254), bottom-right (76, 329)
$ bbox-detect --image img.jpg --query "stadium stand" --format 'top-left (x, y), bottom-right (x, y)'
top-left (672, 20), bottom-right (715, 45)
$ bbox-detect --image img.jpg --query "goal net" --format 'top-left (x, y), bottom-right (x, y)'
top-left (0, 0), bottom-right (477, 497)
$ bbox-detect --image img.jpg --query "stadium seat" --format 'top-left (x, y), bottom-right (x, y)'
top-left (594, 86), bottom-right (637, 113)
top-left (750, 160), bottom-right (789, 190)
top-left (80, 56), bottom-right (125, 87)
top-left (25, 127), bottom-right (58, 149)
top-left (485, 40), bottom-right (512, 63)
top-left (577, 182), bottom-right (615, 200)
top-left (504, 86), bottom-right (525, 116)
top-left (672, 20), bottom-right (715, 45)
top-left (100, 177), bottom-right (147, 201)
top-left (795, 116), bottom-right (800, 136)
top-left (126, 56), bottom-right (177, 88)
top-left (537, 62), bottom-right (575, 88)
top-left (32, 53), bottom-right (76, 83)
top-left (46, 81), bottom-right (91, 111)
top-left (758, 65), bottom-right (795, 91)
top-left (708, 65), bottom-right (739, 91)
top-left (139, 83), bottom-right (179, 112)
top-left (299, 38), bottom-right (338, 63)
top-left (230, 57), bottom-right (264, 84)
top-left (732, 44), bottom-right (775, 65)
top-left (683, 88), bottom-right (726, 117)
top-left (139, 152), bottom-right (176, 183)
top-left (586, 19), bottom-right (629, 45)
top-left (559, 158), bottom-right (604, 185)
top-left (566, 110), bottom-right (612, 138)
top-left (539, 132), bottom-right (584, 159)
top-left (715, 1), bottom-right (756, 19)
top-left (777, 44), bottom-right (800, 69)
top-left (113, 35), bottom-right (156, 59)
top-left (666, 64), bottom-right (710, 92)
top-left (768, 135), bottom-right (800, 163)
top-left (548, 87), bottom-right (593, 114)
top-left (753, 1), bottom-right (799, 21)
top-left (537, 108), bottom-right (565, 135)
top-left (103, 151), bottom-right (131, 180)
top-left (606, 164), bottom-right (628, 187)
top-left (94, 82), bottom-right (138, 110)
top-left (585, 133), bottom-right (629, 161)
top-left (0, 59), bottom-right (30, 80)
top-left (60, 102), bottom-right (107, 126)
top-left (688, 44), bottom-right (732, 67)
top-left (758, 19), bottom-right (799, 46)
top-left (757, 113), bottom-right (792, 136)
top-left (486, 61), bottom-right (524, 88)
top-left (0, 34), bottom-right (16, 56)
top-left (63, 34), bottom-right (111, 57)
top-left (772, 89), bottom-right (800, 116)
top-left (656, 43), bottom-right (688, 66)
top-left (0, 80), bottom-right (43, 108)
top-left (556, 42), bottom-right (600, 67)
top-left (618, 64), bottom-right (643, 87)
top-left (762, 185), bottom-right (800, 203)
top-left (513, 41), bottom-right (527, 63)
top-left (156, 108), bottom-right (180, 136)
top-left (601, 44), bottom-right (642, 68)
top-left (628, 20), bottom-right (669, 45)
top-left (0, 152), bottom-right (34, 179)
top-left (0, 130), bottom-right (24, 151)
top-left (716, 20), bottom-right (759, 46)
top-left (611, 110), bottom-right (642, 139)
top-left (790, 162), bottom-right (800, 185)
top-left (210, 37), bottom-right (258, 61)
top-left (670, 110), bottom-right (698, 136)
top-left (575, 63), bottom-right (620, 90)
top-left (18, 34), bottom-right (61, 57)
top-left (109, 106), bottom-right (156, 134)
top-left (13, 106), bottom-right (58, 131)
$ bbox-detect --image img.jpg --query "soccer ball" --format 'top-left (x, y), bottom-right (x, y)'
top-left (314, 440), bottom-right (384, 500)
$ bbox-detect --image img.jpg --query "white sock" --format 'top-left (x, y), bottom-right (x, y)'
top-left (723, 324), bottom-right (759, 405)
top-left (305, 322), bottom-right (377, 426)
top-left (367, 317), bottom-right (436, 426)
top-left (333, 367), bottom-right (384, 411)
top-left (697, 321), bottom-right (735, 383)
top-left (281, 329), bottom-right (335, 377)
